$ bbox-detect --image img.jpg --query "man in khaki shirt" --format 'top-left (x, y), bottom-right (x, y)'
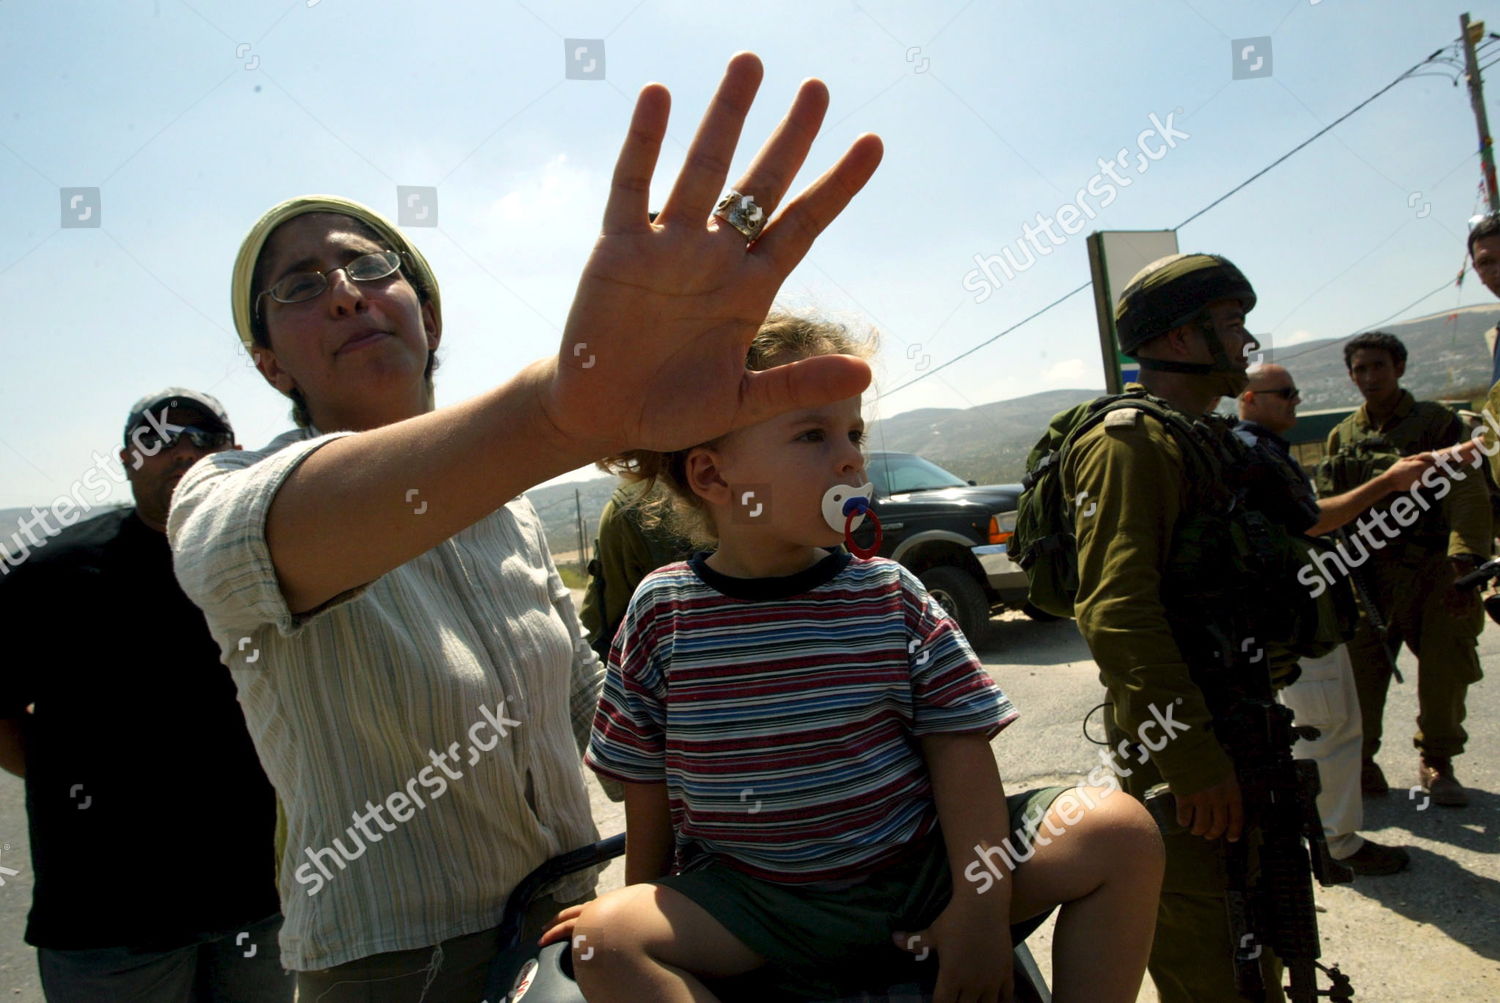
top-left (1063, 253), bottom-right (1284, 1001)
top-left (1467, 213), bottom-right (1500, 386)
top-left (1316, 332), bottom-right (1490, 807)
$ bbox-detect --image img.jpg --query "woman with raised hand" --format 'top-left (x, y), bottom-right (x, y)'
top-left (167, 52), bottom-right (881, 1002)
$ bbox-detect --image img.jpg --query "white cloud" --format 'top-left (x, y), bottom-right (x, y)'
top-left (488, 154), bottom-right (596, 228)
top-left (1042, 358), bottom-right (1088, 384)
top-left (471, 154), bottom-right (603, 281)
top-left (1281, 329), bottom-right (1319, 346)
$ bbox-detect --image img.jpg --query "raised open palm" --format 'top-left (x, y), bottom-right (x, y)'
top-left (541, 52), bottom-right (884, 457)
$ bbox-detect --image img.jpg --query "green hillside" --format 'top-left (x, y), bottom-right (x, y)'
top-left (525, 305), bottom-right (1500, 561)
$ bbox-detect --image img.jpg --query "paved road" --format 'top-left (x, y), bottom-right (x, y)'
top-left (969, 612), bottom-right (1500, 1002)
top-left (0, 607), bottom-right (1494, 1001)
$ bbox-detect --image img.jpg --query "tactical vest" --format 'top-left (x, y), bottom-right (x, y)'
top-left (1317, 410), bottom-right (1453, 549)
top-left (1178, 422), bottom-right (1354, 676)
top-left (1123, 409), bottom-right (1341, 684)
top-left (1022, 392), bottom-right (1340, 679)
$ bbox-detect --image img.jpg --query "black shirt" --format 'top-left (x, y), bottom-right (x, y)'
top-left (1234, 420), bottom-right (1321, 537)
top-left (0, 508), bottom-right (279, 950)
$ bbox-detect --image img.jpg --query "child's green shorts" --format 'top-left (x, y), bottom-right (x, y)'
top-left (654, 785), bottom-right (1071, 1000)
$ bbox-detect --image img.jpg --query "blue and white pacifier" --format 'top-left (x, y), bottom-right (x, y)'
top-left (821, 482), bottom-right (882, 559)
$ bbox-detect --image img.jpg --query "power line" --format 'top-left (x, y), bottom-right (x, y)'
top-left (1272, 276), bottom-right (1463, 366)
top-left (878, 281), bottom-right (1089, 400)
top-left (1174, 52), bottom-right (1448, 229)
top-left (883, 43), bottom-right (1455, 401)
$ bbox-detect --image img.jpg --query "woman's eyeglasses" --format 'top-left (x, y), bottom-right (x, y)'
top-left (254, 250), bottom-right (404, 317)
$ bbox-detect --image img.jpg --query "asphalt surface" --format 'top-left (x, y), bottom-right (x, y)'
top-left (968, 611), bottom-right (1500, 1002)
top-left (0, 605), bottom-right (1494, 1001)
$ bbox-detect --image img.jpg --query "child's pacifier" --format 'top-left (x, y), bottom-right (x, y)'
top-left (821, 482), bottom-right (882, 559)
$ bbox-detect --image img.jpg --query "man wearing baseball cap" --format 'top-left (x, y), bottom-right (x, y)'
top-left (119, 388), bottom-right (236, 529)
top-left (0, 391), bottom-right (289, 1002)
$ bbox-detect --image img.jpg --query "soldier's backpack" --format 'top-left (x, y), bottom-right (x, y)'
top-left (1011, 389), bottom-right (1214, 619)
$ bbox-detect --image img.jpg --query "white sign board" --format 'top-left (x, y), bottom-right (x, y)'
top-left (1086, 230), bottom-right (1181, 394)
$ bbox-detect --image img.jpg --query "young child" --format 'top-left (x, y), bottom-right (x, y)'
top-left (542, 315), bottom-right (1164, 1002)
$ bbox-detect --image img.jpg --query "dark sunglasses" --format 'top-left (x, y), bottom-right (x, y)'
top-left (1259, 387), bottom-right (1299, 400)
top-left (130, 424), bottom-right (232, 452)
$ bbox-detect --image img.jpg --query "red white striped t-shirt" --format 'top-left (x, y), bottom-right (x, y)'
top-left (586, 550), bottom-right (1016, 884)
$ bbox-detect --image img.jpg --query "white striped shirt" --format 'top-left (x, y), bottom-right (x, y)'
top-left (167, 427), bottom-right (602, 971)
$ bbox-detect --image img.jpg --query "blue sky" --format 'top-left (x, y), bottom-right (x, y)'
top-left (4, 0), bottom-right (1500, 509)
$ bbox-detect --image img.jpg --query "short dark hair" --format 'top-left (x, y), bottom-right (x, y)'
top-left (1343, 331), bottom-right (1406, 370)
top-left (1470, 214), bottom-right (1500, 256)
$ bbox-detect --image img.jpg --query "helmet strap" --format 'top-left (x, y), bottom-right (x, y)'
top-left (1199, 321), bottom-right (1242, 373)
top-left (1137, 356), bottom-right (1214, 375)
top-left (1134, 318), bottom-right (1249, 392)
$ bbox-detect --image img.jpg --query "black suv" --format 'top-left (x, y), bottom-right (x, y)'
top-left (848, 451), bottom-right (1041, 642)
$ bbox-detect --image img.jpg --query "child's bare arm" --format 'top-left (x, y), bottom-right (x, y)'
top-left (921, 733), bottom-right (1014, 915)
top-left (623, 781), bottom-right (674, 884)
top-left (900, 732), bottom-right (1015, 1002)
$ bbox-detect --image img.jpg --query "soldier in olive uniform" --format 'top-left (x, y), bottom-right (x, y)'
top-left (579, 480), bottom-right (693, 660)
top-left (1064, 254), bottom-right (1328, 1002)
top-left (1316, 332), bottom-right (1490, 807)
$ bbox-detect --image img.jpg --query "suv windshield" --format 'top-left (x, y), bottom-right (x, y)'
top-left (868, 454), bottom-right (969, 496)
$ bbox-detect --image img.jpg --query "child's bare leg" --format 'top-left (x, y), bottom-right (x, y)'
top-left (1008, 788), bottom-right (1164, 1003)
top-left (569, 883), bottom-right (765, 1003)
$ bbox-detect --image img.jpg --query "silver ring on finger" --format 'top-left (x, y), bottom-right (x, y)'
top-left (712, 189), bottom-right (767, 243)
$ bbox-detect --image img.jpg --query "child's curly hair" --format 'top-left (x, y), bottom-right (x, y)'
top-left (596, 312), bottom-right (878, 547)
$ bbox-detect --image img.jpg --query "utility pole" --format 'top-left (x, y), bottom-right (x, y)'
top-left (574, 488), bottom-right (587, 575)
top-left (1461, 12), bottom-right (1500, 214)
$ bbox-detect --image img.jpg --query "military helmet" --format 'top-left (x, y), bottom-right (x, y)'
top-left (1114, 253), bottom-right (1256, 357)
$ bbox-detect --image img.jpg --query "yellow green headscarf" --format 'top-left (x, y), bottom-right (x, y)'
top-left (230, 195), bottom-right (442, 354)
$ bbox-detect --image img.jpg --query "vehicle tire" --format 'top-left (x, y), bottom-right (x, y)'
top-left (1022, 602), bottom-right (1062, 622)
top-left (918, 565), bottom-right (991, 643)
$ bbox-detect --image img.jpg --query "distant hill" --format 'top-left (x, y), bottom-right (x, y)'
top-left (0, 507), bottom-right (33, 560)
top-left (524, 479), bottom-right (622, 564)
top-left (525, 305), bottom-right (1500, 560)
top-left (1257, 304), bottom-right (1498, 412)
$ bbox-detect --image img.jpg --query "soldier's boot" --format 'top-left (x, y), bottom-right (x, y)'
top-left (1335, 838), bottom-right (1411, 876)
top-left (1360, 758), bottom-right (1389, 797)
top-left (1418, 756), bottom-right (1469, 808)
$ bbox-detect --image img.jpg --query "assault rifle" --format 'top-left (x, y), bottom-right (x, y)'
top-left (1455, 556), bottom-right (1500, 626)
top-left (1147, 624), bottom-right (1355, 1003)
top-left (1210, 639), bottom-right (1355, 1003)
top-left (1455, 556), bottom-right (1500, 589)
top-left (1333, 527), bottom-right (1403, 684)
